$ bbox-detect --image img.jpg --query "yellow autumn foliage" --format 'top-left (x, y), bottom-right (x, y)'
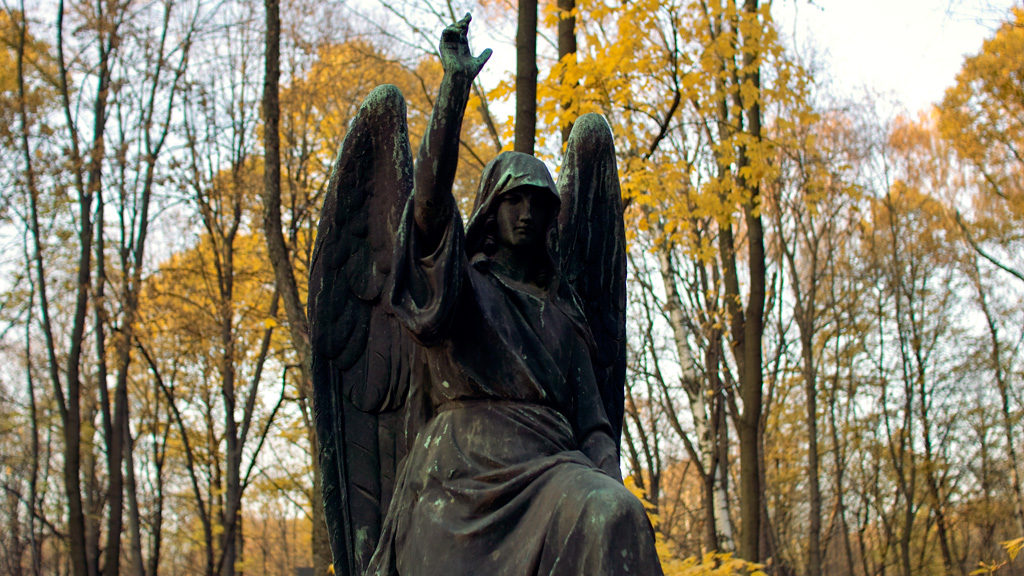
top-left (970, 537), bottom-right (1024, 574)
top-left (279, 38), bottom-right (497, 225)
top-left (0, 10), bottom-right (59, 146)
top-left (526, 0), bottom-right (818, 258)
top-left (625, 477), bottom-right (766, 576)
top-left (938, 7), bottom-right (1024, 260)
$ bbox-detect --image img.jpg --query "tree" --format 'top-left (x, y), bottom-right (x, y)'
top-left (859, 113), bottom-right (968, 576)
top-left (556, 0), bottom-right (576, 145)
top-left (0, 9), bottom-right (58, 571)
top-left (94, 5), bottom-right (197, 575)
top-left (938, 7), bottom-right (1024, 285)
top-left (259, 1), bottom-right (333, 572)
top-left (139, 225), bottom-right (286, 576)
top-left (515, 0), bottom-right (538, 153)
top-left (772, 106), bottom-right (862, 576)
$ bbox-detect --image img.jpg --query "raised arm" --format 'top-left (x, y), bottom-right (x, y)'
top-left (413, 14), bottom-right (491, 249)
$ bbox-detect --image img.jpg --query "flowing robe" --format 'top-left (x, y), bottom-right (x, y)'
top-left (365, 156), bottom-right (662, 576)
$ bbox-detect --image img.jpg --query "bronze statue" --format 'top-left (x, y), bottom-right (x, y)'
top-left (308, 14), bottom-right (662, 576)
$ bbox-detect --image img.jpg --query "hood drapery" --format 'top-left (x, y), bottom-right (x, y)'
top-left (465, 152), bottom-right (562, 282)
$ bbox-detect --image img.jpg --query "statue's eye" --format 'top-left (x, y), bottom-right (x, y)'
top-left (505, 192), bottom-right (525, 205)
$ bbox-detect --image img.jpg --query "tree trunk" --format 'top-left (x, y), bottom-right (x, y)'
top-left (805, 356), bottom-right (822, 576)
top-left (220, 271), bottom-right (240, 576)
top-left (515, 0), bottom-right (537, 154)
top-left (737, 0), bottom-right (766, 562)
top-left (828, 367), bottom-right (856, 576)
top-left (713, 366), bottom-right (735, 551)
top-left (148, 401), bottom-right (167, 576)
top-left (703, 338), bottom-right (722, 554)
top-left (799, 310), bottom-right (821, 576)
top-left (54, 0), bottom-right (122, 570)
top-left (16, 7), bottom-right (44, 572)
top-left (124, 416), bottom-right (146, 576)
top-left (973, 266), bottom-right (1024, 535)
top-left (557, 0), bottom-right (576, 145)
top-left (260, 0), bottom-right (329, 571)
top-left (94, 182), bottom-right (126, 576)
top-left (5, 487), bottom-right (25, 576)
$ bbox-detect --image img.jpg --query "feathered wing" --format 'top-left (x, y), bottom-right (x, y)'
top-left (308, 85), bottom-right (414, 576)
top-left (557, 113), bottom-right (627, 448)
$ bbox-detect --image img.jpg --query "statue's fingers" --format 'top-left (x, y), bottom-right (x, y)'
top-left (469, 48), bottom-right (492, 76)
top-left (452, 13), bottom-right (470, 33)
top-left (474, 48), bottom-right (493, 68)
top-left (441, 25), bottom-right (460, 44)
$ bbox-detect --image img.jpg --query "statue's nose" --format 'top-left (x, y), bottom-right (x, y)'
top-left (519, 200), bottom-right (534, 222)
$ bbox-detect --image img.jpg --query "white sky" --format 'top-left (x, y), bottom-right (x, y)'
top-left (358, 1), bottom-right (1020, 125)
top-left (773, 0), bottom-right (1019, 113)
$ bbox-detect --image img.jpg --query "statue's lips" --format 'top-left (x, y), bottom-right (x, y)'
top-left (512, 226), bottom-right (538, 242)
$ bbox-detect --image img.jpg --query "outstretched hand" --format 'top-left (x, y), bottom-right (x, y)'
top-left (439, 13), bottom-right (492, 80)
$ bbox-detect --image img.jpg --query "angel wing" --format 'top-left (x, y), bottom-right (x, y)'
top-left (556, 113), bottom-right (627, 447)
top-left (308, 84), bottom-right (414, 576)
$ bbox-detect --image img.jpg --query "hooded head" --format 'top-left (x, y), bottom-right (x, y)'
top-left (465, 152), bottom-right (561, 283)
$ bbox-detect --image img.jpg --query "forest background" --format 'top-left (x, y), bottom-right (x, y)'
top-left (2, 0), bottom-right (1024, 575)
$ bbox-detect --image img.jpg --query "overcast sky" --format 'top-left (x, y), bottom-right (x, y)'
top-left (773, 0), bottom-right (1018, 113)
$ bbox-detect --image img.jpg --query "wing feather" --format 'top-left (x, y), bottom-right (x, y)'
top-left (309, 84), bottom-right (413, 576)
top-left (557, 113), bottom-right (627, 447)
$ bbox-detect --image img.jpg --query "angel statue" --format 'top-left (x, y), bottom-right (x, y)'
top-left (308, 13), bottom-right (662, 576)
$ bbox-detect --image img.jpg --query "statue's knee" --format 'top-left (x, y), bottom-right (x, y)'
top-left (582, 483), bottom-right (647, 524)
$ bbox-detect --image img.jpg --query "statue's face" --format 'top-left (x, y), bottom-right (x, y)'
top-left (494, 187), bottom-right (549, 250)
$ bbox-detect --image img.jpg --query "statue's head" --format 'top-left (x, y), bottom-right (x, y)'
top-left (466, 152), bottom-right (560, 281)
top-left (489, 186), bottom-right (557, 251)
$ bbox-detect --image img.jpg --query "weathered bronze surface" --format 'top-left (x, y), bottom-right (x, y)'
top-left (308, 14), bottom-right (662, 576)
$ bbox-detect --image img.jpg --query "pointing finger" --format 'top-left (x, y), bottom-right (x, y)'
top-left (475, 48), bottom-right (493, 67)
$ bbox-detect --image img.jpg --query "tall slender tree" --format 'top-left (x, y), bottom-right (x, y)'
top-left (515, 0), bottom-right (537, 154)
top-left (557, 0), bottom-right (576, 145)
top-left (261, 0), bottom-right (330, 571)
